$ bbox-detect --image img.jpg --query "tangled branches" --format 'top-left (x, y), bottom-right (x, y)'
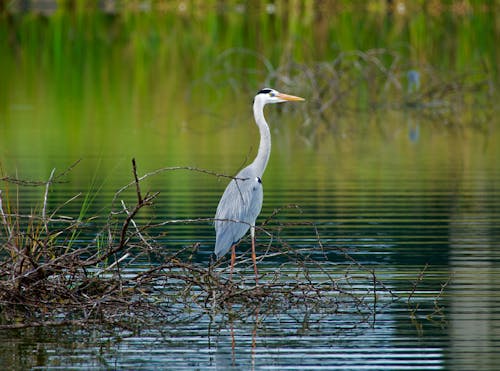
top-left (0, 160), bottom-right (445, 333)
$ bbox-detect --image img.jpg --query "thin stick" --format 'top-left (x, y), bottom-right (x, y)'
top-left (121, 199), bottom-right (153, 250)
top-left (42, 168), bottom-right (56, 234)
top-left (230, 245), bottom-right (236, 281)
top-left (95, 252), bottom-right (131, 276)
top-left (251, 235), bottom-right (259, 285)
top-left (0, 190), bottom-right (11, 237)
top-left (85, 160), bottom-right (159, 266)
top-left (112, 165), bottom-right (248, 206)
top-left (250, 225), bottom-right (259, 286)
top-left (132, 158), bottom-right (142, 204)
top-left (0, 159), bottom-right (81, 187)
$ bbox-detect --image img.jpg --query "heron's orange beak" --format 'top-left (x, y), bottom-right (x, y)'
top-left (277, 93), bottom-right (305, 101)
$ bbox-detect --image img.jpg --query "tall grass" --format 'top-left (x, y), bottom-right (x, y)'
top-left (2, 1), bottom-right (497, 84)
top-left (2, 2), bottom-right (496, 123)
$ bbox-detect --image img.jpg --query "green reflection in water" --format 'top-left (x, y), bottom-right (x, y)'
top-left (0, 6), bottom-right (497, 235)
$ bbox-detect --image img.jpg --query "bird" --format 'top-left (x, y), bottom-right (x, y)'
top-left (214, 88), bottom-right (305, 284)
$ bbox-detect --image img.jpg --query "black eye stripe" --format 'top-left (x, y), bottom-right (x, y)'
top-left (257, 88), bottom-right (272, 95)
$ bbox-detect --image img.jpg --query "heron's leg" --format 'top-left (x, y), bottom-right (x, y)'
top-left (229, 244), bottom-right (236, 281)
top-left (251, 226), bottom-right (259, 285)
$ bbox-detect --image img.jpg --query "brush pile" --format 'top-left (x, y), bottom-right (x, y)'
top-left (0, 160), bottom-right (445, 332)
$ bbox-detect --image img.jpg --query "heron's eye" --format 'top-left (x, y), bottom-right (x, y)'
top-left (269, 92), bottom-right (275, 97)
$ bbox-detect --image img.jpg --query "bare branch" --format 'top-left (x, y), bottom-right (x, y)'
top-left (42, 168), bottom-right (56, 234)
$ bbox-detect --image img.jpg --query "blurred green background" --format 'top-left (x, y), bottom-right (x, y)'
top-left (0, 0), bottom-right (498, 192)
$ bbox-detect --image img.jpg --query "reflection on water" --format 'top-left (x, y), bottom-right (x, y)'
top-left (1, 100), bottom-right (499, 369)
top-left (1, 151), bottom-right (499, 369)
top-left (1, 94), bottom-right (499, 369)
top-left (448, 189), bottom-right (500, 371)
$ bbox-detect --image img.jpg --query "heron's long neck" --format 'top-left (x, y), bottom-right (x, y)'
top-left (252, 100), bottom-right (271, 178)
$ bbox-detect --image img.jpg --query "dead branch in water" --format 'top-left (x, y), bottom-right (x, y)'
top-left (0, 159), bottom-right (448, 333)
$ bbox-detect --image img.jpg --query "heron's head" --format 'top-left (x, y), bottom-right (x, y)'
top-left (254, 88), bottom-right (305, 105)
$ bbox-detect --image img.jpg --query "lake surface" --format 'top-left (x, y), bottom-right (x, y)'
top-left (1, 113), bottom-right (499, 370)
top-left (1, 2), bottom-right (499, 370)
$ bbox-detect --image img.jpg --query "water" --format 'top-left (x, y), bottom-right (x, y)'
top-left (1, 129), bottom-right (499, 369)
top-left (1, 3), bottom-right (500, 370)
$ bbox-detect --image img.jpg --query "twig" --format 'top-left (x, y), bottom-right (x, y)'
top-left (407, 263), bottom-right (429, 336)
top-left (120, 199), bottom-right (153, 250)
top-left (0, 160), bottom-right (81, 187)
top-left (0, 319), bottom-right (102, 330)
top-left (85, 159), bottom-right (159, 266)
top-left (118, 159), bottom-right (158, 251)
top-left (49, 192), bottom-right (83, 220)
top-left (132, 158), bottom-right (142, 204)
top-left (408, 263), bottom-right (428, 304)
top-left (42, 168), bottom-right (56, 234)
top-left (95, 252), bottom-right (131, 276)
top-left (0, 190), bottom-right (12, 238)
top-left (112, 165), bottom-right (247, 205)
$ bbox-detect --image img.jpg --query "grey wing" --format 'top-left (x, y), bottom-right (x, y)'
top-left (214, 177), bottom-right (263, 258)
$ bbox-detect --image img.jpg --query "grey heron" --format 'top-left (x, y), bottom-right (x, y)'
top-left (214, 88), bottom-right (305, 283)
